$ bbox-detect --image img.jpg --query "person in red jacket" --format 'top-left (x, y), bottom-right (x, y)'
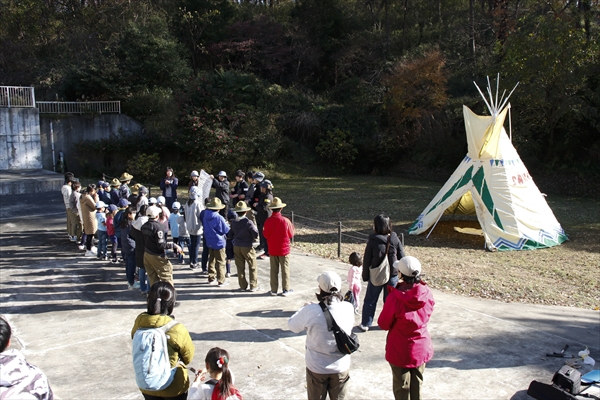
top-left (262, 197), bottom-right (295, 296)
top-left (377, 256), bottom-right (434, 400)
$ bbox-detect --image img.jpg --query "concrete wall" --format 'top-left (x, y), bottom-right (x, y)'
top-left (0, 108), bottom-right (43, 170)
top-left (39, 114), bottom-right (143, 174)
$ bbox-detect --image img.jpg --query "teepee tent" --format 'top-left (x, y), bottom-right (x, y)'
top-left (408, 77), bottom-right (568, 251)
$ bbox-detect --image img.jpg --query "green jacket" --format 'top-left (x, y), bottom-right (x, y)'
top-left (131, 313), bottom-right (195, 397)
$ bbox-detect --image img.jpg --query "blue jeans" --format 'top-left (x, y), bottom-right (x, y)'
top-left (177, 237), bottom-right (190, 262)
top-left (201, 235), bottom-right (209, 272)
top-left (139, 267), bottom-right (149, 293)
top-left (97, 230), bottom-right (108, 257)
top-left (361, 275), bottom-right (399, 327)
top-left (125, 252), bottom-right (136, 285)
top-left (189, 234), bottom-right (200, 265)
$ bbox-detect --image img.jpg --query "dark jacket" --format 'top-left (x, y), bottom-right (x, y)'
top-left (129, 222), bottom-right (146, 269)
top-left (362, 232), bottom-right (405, 282)
top-left (256, 192), bottom-right (273, 224)
top-left (121, 221), bottom-right (136, 255)
top-left (230, 216), bottom-right (259, 247)
top-left (141, 219), bottom-right (176, 257)
top-left (246, 182), bottom-right (256, 206)
top-left (212, 178), bottom-right (230, 205)
top-left (160, 176), bottom-right (179, 200)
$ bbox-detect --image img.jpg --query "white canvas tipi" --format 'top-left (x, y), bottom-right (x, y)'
top-left (408, 78), bottom-right (568, 251)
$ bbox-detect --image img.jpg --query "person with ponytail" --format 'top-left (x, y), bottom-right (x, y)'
top-left (132, 282), bottom-right (195, 400)
top-left (377, 256), bottom-right (435, 400)
top-left (188, 347), bottom-right (242, 400)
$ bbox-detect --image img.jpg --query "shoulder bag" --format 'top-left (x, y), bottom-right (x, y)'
top-left (318, 302), bottom-right (359, 355)
top-left (369, 235), bottom-right (391, 286)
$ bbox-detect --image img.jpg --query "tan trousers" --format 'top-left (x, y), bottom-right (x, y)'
top-left (208, 248), bottom-right (226, 284)
top-left (269, 255), bottom-right (290, 293)
top-left (390, 363), bottom-right (425, 400)
top-left (143, 253), bottom-right (174, 289)
top-left (233, 246), bottom-right (257, 290)
top-left (67, 209), bottom-right (82, 238)
top-left (306, 368), bottom-right (350, 400)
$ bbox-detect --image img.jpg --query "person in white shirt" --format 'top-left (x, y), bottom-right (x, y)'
top-left (288, 271), bottom-right (355, 400)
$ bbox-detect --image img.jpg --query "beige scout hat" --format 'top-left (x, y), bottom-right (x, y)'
top-left (267, 197), bottom-right (286, 209)
top-left (234, 201), bottom-right (251, 213)
top-left (119, 172), bottom-right (133, 181)
top-left (206, 198), bottom-right (226, 210)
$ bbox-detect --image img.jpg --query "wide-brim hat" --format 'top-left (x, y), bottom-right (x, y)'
top-left (234, 201), bottom-right (251, 213)
top-left (110, 178), bottom-right (120, 187)
top-left (206, 197), bottom-right (225, 210)
top-left (131, 183), bottom-right (141, 195)
top-left (119, 172), bottom-right (133, 181)
top-left (268, 197), bottom-right (286, 209)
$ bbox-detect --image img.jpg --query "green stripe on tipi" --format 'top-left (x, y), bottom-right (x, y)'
top-left (471, 167), bottom-right (504, 230)
top-left (425, 165), bottom-right (474, 216)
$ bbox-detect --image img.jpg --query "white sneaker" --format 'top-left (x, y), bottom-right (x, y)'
top-left (78, 244), bottom-right (85, 250)
top-left (84, 250), bottom-right (96, 257)
top-left (226, 272), bottom-right (231, 278)
top-left (90, 246), bottom-right (97, 253)
top-left (128, 282), bottom-right (140, 290)
top-left (358, 324), bottom-right (369, 332)
top-left (268, 291), bottom-right (278, 296)
top-left (217, 281), bottom-right (230, 287)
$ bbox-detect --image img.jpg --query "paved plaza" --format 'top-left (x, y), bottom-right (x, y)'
top-left (0, 191), bottom-right (598, 399)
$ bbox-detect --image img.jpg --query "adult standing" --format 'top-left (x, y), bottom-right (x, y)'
top-left (160, 167), bottom-right (179, 212)
top-left (80, 184), bottom-right (99, 257)
top-left (61, 173), bottom-right (74, 241)
top-left (141, 206), bottom-right (182, 289)
top-left (378, 256), bottom-right (434, 400)
top-left (130, 205), bottom-right (150, 295)
top-left (230, 170), bottom-right (248, 206)
top-left (263, 197), bottom-right (294, 296)
top-left (288, 271), bottom-right (354, 400)
top-left (200, 198), bottom-right (230, 286)
top-left (255, 180), bottom-right (273, 259)
top-left (210, 171), bottom-right (230, 218)
top-left (244, 171), bottom-right (257, 226)
top-left (188, 170), bottom-right (200, 189)
top-left (184, 186), bottom-right (204, 270)
top-left (132, 282), bottom-right (194, 400)
top-left (359, 214), bottom-right (406, 331)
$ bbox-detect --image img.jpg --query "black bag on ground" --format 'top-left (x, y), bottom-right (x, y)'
top-left (318, 301), bottom-right (359, 355)
top-left (527, 380), bottom-right (578, 400)
top-left (552, 365), bottom-right (581, 394)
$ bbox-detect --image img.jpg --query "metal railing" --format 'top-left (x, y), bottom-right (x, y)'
top-left (0, 86), bottom-right (35, 108)
top-left (36, 101), bottom-right (121, 114)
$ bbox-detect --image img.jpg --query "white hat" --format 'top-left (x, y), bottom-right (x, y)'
top-left (190, 170), bottom-right (199, 177)
top-left (218, 171), bottom-right (227, 177)
top-left (95, 201), bottom-right (106, 209)
top-left (394, 256), bottom-right (422, 277)
top-left (146, 205), bottom-right (161, 219)
top-left (149, 197), bottom-right (157, 204)
top-left (172, 201), bottom-right (181, 210)
top-left (317, 271), bottom-right (342, 293)
top-left (157, 196), bottom-right (166, 205)
top-left (189, 186), bottom-right (200, 200)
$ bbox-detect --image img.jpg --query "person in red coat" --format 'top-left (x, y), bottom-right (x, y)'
top-left (378, 256), bottom-right (434, 400)
top-left (263, 197), bottom-right (295, 296)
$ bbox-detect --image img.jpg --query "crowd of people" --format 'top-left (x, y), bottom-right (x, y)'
top-left (2, 169), bottom-right (438, 400)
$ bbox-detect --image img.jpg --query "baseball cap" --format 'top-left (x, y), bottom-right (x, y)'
top-left (157, 196), bottom-right (165, 205)
top-left (190, 170), bottom-right (199, 177)
top-left (95, 201), bottom-right (106, 209)
top-left (317, 271), bottom-right (342, 293)
top-left (149, 197), bottom-right (157, 205)
top-left (107, 204), bottom-right (118, 212)
top-left (146, 205), bottom-right (161, 219)
top-left (172, 201), bottom-right (181, 210)
top-left (218, 171), bottom-right (227, 177)
top-left (117, 199), bottom-right (130, 208)
top-left (394, 256), bottom-right (422, 277)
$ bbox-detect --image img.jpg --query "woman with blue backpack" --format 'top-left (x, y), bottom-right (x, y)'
top-left (132, 282), bottom-right (195, 400)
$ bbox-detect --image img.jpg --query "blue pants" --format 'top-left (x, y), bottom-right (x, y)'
top-left (201, 235), bottom-right (209, 272)
top-left (125, 252), bottom-right (136, 285)
top-left (139, 267), bottom-right (149, 293)
top-left (361, 275), bottom-right (399, 327)
top-left (189, 234), bottom-right (200, 265)
top-left (177, 237), bottom-right (190, 262)
top-left (97, 230), bottom-right (108, 257)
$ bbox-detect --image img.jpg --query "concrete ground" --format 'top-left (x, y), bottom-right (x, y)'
top-left (0, 192), bottom-right (598, 400)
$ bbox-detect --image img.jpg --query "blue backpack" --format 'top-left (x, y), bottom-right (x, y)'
top-left (132, 320), bottom-right (179, 391)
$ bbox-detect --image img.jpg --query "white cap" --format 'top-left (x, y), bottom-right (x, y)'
top-left (157, 196), bottom-right (166, 205)
top-left (146, 205), bottom-right (161, 219)
top-left (218, 171), bottom-right (227, 177)
top-left (394, 256), bottom-right (422, 277)
top-left (190, 170), bottom-right (199, 177)
top-left (149, 197), bottom-right (157, 204)
top-left (95, 201), bottom-right (106, 209)
top-left (189, 186), bottom-right (200, 200)
top-left (317, 271), bottom-right (342, 293)
top-left (172, 201), bottom-right (181, 209)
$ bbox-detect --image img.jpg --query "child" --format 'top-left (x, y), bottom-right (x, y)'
top-left (177, 206), bottom-right (190, 265)
top-left (225, 209), bottom-right (237, 278)
top-left (95, 201), bottom-right (108, 260)
top-left (109, 178), bottom-right (121, 205)
top-left (229, 201), bottom-right (259, 291)
top-left (98, 181), bottom-right (112, 205)
top-left (169, 201), bottom-right (181, 258)
top-left (106, 204), bottom-right (118, 262)
top-left (120, 207), bottom-right (139, 290)
top-left (188, 347), bottom-right (242, 400)
top-left (347, 252), bottom-right (363, 314)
